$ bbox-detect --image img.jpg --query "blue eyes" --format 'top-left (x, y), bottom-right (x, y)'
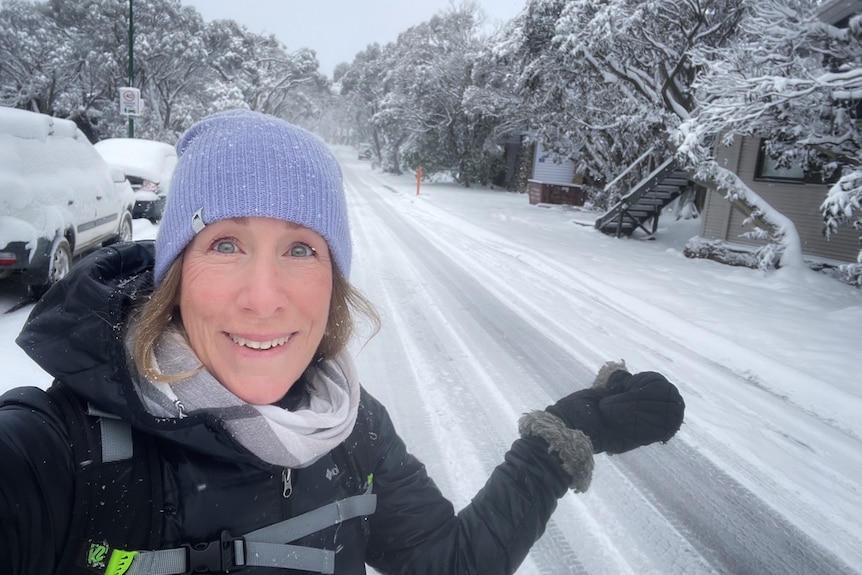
top-left (211, 239), bottom-right (317, 258)
top-left (289, 244), bottom-right (316, 258)
top-left (214, 240), bottom-right (238, 254)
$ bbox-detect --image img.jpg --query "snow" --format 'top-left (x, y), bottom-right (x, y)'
top-left (0, 107), bottom-right (129, 251)
top-left (93, 138), bottom-right (177, 190)
top-left (0, 106), bottom-right (55, 139)
top-left (1, 146), bottom-right (860, 573)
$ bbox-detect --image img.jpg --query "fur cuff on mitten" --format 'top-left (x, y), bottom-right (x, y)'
top-left (519, 410), bottom-right (595, 493)
top-left (592, 359), bottom-right (627, 389)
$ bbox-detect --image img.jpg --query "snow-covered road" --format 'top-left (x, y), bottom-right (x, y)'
top-left (2, 148), bottom-right (859, 574)
top-left (339, 152), bottom-right (861, 574)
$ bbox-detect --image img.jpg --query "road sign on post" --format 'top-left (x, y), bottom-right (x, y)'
top-left (118, 87), bottom-right (142, 116)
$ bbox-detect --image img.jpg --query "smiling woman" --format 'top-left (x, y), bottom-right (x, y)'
top-left (178, 217), bottom-right (334, 404)
top-left (0, 109), bottom-right (684, 575)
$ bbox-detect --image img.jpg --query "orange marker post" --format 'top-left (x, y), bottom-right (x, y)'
top-left (416, 166), bottom-right (422, 196)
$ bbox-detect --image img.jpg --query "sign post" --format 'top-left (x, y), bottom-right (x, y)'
top-left (118, 87), bottom-right (142, 117)
top-left (126, 0), bottom-right (134, 137)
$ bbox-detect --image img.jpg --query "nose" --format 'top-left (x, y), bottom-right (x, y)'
top-left (236, 254), bottom-right (286, 317)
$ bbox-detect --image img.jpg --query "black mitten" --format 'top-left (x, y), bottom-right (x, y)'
top-left (519, 360), bottom-right (685, 492)
top-left (545, 386), bottom-right (611, 453)
top-left (595, 370), bottom-right (685, 453)
top-left (548, 362), bottom-right (685, 454)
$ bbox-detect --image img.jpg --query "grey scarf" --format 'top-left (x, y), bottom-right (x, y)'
top-left (132, 328), bottom-right (360, 469)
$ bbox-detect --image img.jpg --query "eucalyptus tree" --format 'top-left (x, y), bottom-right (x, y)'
top-left (678, 0), bottom-right (862, 269)
top-left (1, 0), bottom-right (209, 140)
top-left (500, 0), bottom-right (747, 205)
top-left (338, 43), bottom-right (389, 159)
top-left (37, 0), bottom-right (202, 140)
top-left (369, 3), bottom-right (514, 185)
top-left (122, 0), bottom-right (210, 140)
top-left (0, 1), bottom-right (70, 113)
top-left (0, 0), bottom-right (328, 141)
top-left (0, 0), bottom-right (121, 135)
top-left (392, 8), bottom-right (482, 182)
top-left (204, 18), bottom-right (327, 124)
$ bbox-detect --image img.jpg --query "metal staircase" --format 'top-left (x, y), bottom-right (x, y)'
top-left (595, 157), bottom-right (692, 237)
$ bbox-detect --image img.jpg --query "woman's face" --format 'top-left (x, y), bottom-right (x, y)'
top-left (179, 216), bottom-right (333, 404)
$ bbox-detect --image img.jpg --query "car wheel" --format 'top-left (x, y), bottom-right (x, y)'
top-left (27, 237), bottom-right (72, 299)
top-left (118, 213), bottom-right (133, 243)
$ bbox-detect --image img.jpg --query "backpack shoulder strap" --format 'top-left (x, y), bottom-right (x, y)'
top-left (45, 382), bottom-right (163, 575)
top-left (45, 382), bottom-right (99, 575)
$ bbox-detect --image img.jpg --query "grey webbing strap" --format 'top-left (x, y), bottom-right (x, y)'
top-left (125, 548), bottom-right (187, 575)
top-left (246, 489), bottom-right (378, 544)
top-left (243, 542), bottom-right (335, 573)
top-left (87, 403), bottom-right (134, 463)
top-left (124, 489), bottom-right (377, 574)
top-left (126, 543), bottom-right (335, 575)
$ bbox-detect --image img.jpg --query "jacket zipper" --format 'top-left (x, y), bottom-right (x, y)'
top-left (282, 468), bottom-right (293, 499)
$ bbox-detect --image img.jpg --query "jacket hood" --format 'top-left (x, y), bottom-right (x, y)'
top-left (16, 241), bottom-right (263, 465)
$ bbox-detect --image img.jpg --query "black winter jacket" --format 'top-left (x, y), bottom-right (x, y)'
top-left (0, 241), bottom-right (572, 574)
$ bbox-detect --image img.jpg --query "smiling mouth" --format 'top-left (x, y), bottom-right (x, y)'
top-left (229, 334), bottom-right (290, 350)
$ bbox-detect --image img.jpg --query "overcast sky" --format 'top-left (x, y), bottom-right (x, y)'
top-left (183, 0), bottom-right (525, 77)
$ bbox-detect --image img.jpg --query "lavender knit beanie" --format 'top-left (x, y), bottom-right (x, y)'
top-left (154, 109), bottom-right (350, 284)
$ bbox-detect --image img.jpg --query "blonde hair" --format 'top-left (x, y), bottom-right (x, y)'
top-left (131, 254), bottom-right (380, 383)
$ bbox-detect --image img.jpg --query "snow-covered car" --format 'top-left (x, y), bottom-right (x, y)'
top-left (94, 137), bottom-right (177, 223)
top-left (357, 143), bottom-right (373, 160)
top-left (0, 107), bottom-right (134, 298)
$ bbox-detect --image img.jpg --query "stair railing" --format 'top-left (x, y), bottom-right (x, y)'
top-left (596, 157), bottom-right (680, 234)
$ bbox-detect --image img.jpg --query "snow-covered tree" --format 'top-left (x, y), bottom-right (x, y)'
top-left (336, 43), bottom-right (388, 157)
top-left (339, 42), bottom-right (411, 172)
top-left (500, 0), bottom-right (747, 204)
top-left (337, 3), bottom-right (512, 185)
top-left (0, 1), bottom-right (72, 114)
top-left (0, 0), bottom-right (328, 142)
top-left (122, 1), bottom-right (210, 139)
top-left (204, 19), bottom-right (328, 123)
top-left (373, 6), bottom-right (487, 182)
top-left (678, 0), bottom-right (862, 268)
top-left (395, 8), bottom-right (485, 183)
top-left (0, 0), bottom-right (129, 136)
top-left (460, 45), bottom-right (526, 188)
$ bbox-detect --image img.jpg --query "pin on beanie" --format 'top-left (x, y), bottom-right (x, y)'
top-left (154, 109), bottom-right (351, 284)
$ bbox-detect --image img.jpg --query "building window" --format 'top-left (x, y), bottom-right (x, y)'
top-left (754, 140), bottom-right (840, 184)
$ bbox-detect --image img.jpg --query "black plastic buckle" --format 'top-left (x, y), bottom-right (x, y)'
top-left (184, 530), bottom-right (243, 573)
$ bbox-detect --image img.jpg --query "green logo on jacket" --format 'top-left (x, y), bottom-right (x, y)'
top-left (85, 541), bottom-right (138, 575)
top-left (86, 541), bottom-right (109, 569)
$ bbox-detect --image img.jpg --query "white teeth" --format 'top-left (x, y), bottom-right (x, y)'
top-left (229, 334), bottom-right (289, 350)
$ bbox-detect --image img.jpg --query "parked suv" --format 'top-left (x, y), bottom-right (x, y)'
top-left (95, 137), bottom-right (177, 223)
top-left (0, 107), bottom-right (134, 298)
